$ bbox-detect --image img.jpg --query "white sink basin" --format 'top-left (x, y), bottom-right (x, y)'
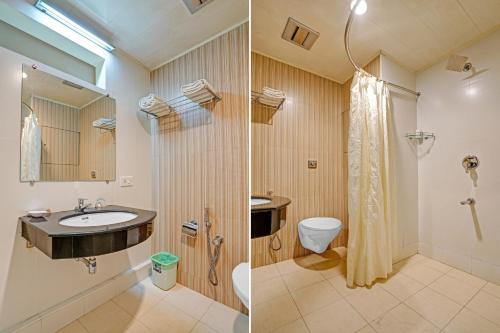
top-left (251, 198), bottom-right (271, 206)
top-left (60, 212), bottom-right (138, 227)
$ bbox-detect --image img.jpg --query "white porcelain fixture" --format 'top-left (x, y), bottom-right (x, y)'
top-left (232, 262), bottom-right (249, 308)
top-left (59, 212), bottom-right (138, 227)
top-left (251, 198), bottom-right (271, 206)
top-left (298, 217), bottom-right (342, 253)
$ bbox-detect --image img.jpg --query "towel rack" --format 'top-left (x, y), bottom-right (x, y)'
top-left (251, 90), bottom-right (286, 110)
top-left (141, 83), bottom-right (221, 119)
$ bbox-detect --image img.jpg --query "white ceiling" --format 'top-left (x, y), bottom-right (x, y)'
top-left (252, 0), bottom-right (500, 83)
top-left (46, 0), bottom-right (249, 69)
top-left (22, 65), bottom-right (103, 108)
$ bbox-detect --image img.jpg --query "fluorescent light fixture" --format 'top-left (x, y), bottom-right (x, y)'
top-left (34, 0), bottom-right (114, 52)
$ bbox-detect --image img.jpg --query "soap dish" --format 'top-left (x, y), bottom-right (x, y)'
top-left (27, 210), bottom-right (50, 218)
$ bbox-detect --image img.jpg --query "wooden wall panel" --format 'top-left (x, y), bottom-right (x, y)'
top-left (251, 53), bottom-right (347, 268)
top-left (79, 97), bottom-right (116, 181)
top-left (32, 97), bottom-right (79, 181)
top-left (150, 23), bottom-right (248, 311)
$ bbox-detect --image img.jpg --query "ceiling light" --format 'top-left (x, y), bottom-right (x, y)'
top-left (22, 72), bottom-right (28, 79)
top-left (34, 0), bottom-right (114, 52)
top-left (350, 0), bottom-right (368, 15)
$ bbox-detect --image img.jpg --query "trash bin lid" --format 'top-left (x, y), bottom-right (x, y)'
top-left (151, 252), bottom-right (179, 266)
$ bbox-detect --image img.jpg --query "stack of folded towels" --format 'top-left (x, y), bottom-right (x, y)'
top-left (258, 86), bottom-right (285, 108)
top-left (139, 93), bottom-right (171, 117)
top-left (92, 118), bottom-right (116, 130)
top-left (182, 79), bottom-right (218, 104)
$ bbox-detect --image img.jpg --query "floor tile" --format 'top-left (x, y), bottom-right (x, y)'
top-left (429, 274), bottom-right (480, 305)
top-left (56, 321), bottom-right (87, 333)
top-left (138, 300), bottom-right (197, 333)
top-left (400, 263), bottom-right (444, 285)
top-left (447, 269), bottom-right (487, 289)
top-left (345, 285), bottom-right (400, 322)
top-left (252, 264), bottom-right (281, 283)
top-left (191, 322), bottom-right (218, 333)
top-left (356, 325), bottom-right (376, 333)
top-left (483, 282), bottom-right (500, 299)
top-left (443, 308), bottom-right (500, 333)
top-left (252, 294), bottom-right (301, 333)
top-left (310, 259), bottom-right (346, 279)
top-left (467, 291), bottom-right (500, 326)
top-left (405, 288), bottom-right (462, 328)
top-left (328, 275), bottom-right (360, 297)
top-left (119, 320), bottom-right (151, 333)
top-left (282, 269), bottom-right (324, 291)
top-left (252, 276), bottom-right (288, 305)
top-left (113, 281), bottom-right (164, 317)
top-left (303, 299), bottom-right (367, 333)
top-left (291, 280), bottom-right (342, 315)
top-left (162, 284), bottom-right (213, 319)
top-left (79, 301), bottom-right (134, 333)
top-left (200, 301), bottom-right (249, 333)
top-left (371, 303), bottom-right (439, 333)
top-left (421, 258), bottom-right (454, 274)
top-left (276, 259), bottom-right (312, 275)
top-left (379, 273), bottom-right (425, 301)
top-left (271, 318), bottom-right (309, 333)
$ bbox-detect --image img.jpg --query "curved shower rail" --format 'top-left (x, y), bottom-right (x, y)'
top-left (345, 0), bottom-right (421, 97)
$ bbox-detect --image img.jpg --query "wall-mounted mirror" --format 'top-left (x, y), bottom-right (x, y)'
top-left (20, 64), bottom-right (116, 182)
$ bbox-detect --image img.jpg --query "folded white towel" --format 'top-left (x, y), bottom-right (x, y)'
top-left (182, 79), bottom-right (218, 104)
top-left (93, 118), bottom-right (116, 130)
top-left (263, 86), bottom-right (285, 98)
top-left (258, 87), bottom-right (285, 108)
top-left (139, 94), bottom-right (171, 116)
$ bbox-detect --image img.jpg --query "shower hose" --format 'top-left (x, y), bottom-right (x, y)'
top-left (205, 208), bottom-right (223, 286)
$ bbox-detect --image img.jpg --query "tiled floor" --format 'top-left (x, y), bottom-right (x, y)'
top-left (252, 248), bottom-right (500, 333)
top-left (57, 278), bottom-right (248, 333)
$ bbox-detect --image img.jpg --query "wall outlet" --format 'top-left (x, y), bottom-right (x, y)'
top-left (308, 160), bottom-right (318, 169)
top-left (119, 176), bottom-right (134, 187)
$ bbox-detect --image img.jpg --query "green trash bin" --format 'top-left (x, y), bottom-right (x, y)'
top-left (151, 252), bottom-right (179, 290)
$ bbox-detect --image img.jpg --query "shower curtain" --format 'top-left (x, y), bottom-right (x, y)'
top-left (20, 112), bottom-right (41, 182)
top-left (347, 70), bottom-right (393, 287)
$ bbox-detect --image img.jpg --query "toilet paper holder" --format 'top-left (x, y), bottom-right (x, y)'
top-left (182, 220), bottom-right (198, 238)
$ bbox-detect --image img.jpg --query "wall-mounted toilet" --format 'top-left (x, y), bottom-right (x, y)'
top-left (298, 217), bottom-right (342, 253)
top-left (232, 262), bottom-right (249, 308)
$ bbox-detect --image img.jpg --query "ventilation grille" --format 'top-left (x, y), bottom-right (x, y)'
top-left (182, 0), bottom-right (214, 14)
top-left (281, 17), bottom-right (320, 50)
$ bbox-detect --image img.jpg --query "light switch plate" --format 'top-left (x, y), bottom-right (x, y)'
top-left (308, 160), bottom-right (318, 169)
top-left (119, 176), bottom-right (133, 187)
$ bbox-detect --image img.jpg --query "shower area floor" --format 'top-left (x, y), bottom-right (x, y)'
top-left (252, 248), bottom-right (500, 333)
top-left (56, 278), bottom-right (248, 333)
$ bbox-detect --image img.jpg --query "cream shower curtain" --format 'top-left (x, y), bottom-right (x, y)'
top-left (20, 112), bottom-right (41, 182)
top-left (347, 70), bottom-right (393, 287)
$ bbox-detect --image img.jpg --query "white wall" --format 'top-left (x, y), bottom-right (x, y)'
top-left (380, 55), bottom-right (419, 262)
top-left (417, 29), bottom-right (500, 283)
top-left (0, 45), bottom-right (153, 330)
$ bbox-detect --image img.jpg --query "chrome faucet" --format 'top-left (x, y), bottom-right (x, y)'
top-left (75, 198), bottom-right (92, 213)
top-left (95, 198), bottom-right (106, 209)
top-left (460, 198), bottom-right (475, 206)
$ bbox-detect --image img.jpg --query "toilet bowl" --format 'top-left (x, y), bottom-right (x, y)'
top-left (232, 262), bottom-right (249, 308)
top-left (298, 217), bottom-right (342, 253)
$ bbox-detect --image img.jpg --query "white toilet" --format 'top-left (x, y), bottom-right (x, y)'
top-left (232, 262), bottom-right (249, 308)
top-left (298, 217), bottom-right (342, 253)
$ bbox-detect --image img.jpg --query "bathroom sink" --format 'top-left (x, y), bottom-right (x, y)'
top-left (251, 198), bottom-right (271, 206)
top-left (59, 211), bottom-right (138, 227)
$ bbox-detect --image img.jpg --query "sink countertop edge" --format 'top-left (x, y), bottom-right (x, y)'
top-left (19, 205), bottom-right (157, 237)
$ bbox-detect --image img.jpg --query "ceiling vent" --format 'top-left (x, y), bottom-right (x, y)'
top-left (281, 17), bottom-right (320, 50)
top-left (182, 0), bottom-right (214, 14)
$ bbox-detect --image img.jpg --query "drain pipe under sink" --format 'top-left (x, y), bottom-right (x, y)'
top-left (76, 257), bottom-right (97, 274)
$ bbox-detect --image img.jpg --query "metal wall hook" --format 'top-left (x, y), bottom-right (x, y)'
top-left (462, 155), bottom-right (479, 173)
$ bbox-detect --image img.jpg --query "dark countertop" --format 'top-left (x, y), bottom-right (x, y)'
top-left (20, 205), bottom-right (156, 237)
top-left (251, 195), bottom-right (291, 212)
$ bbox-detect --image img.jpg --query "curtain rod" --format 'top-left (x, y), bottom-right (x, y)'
top-left (344, 1), bottom-right (421, 97)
